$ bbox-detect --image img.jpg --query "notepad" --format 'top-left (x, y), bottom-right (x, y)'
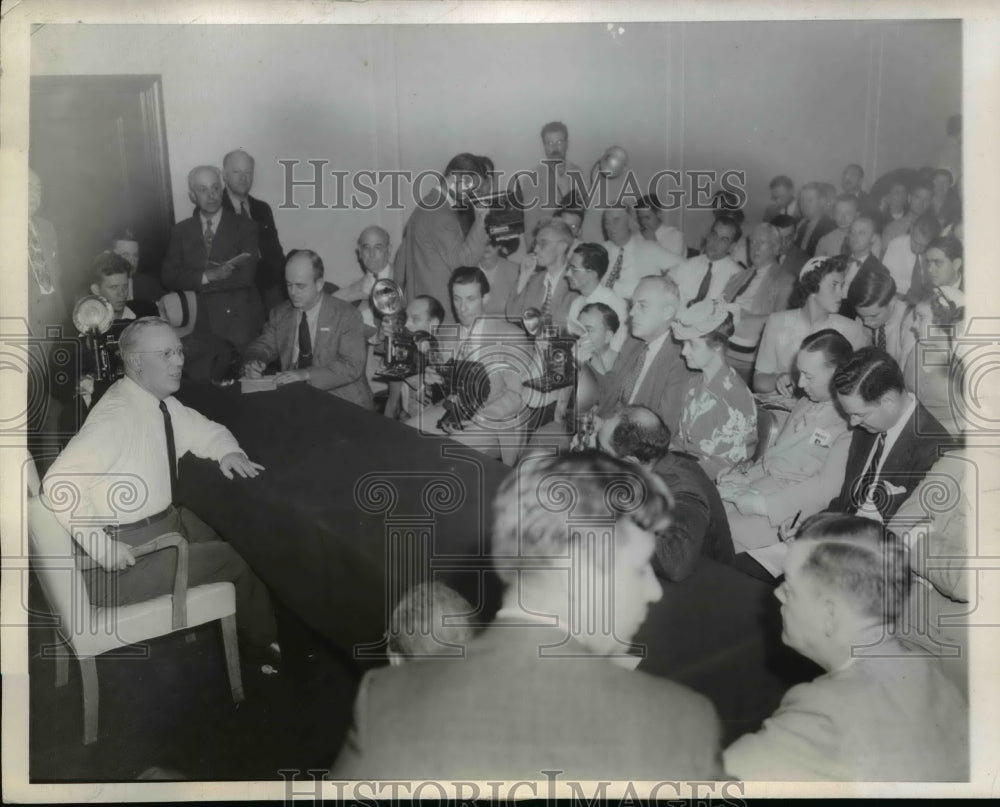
top-left (240, 377), bottom-right (278, 394)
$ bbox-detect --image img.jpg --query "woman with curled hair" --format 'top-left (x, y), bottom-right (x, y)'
top-left (670, 299), bottom-right (757, 480)
top-left (753, 255), bottom-right (868, 400)
top-left (718, 329), bottom-right (854, 552)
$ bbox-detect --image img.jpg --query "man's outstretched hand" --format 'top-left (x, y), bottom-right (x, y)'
top-left (220, 452), bottom-right (265, 479)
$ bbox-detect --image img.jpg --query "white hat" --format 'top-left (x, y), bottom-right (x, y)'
top-left (157, 291), bottom-right (197, 338)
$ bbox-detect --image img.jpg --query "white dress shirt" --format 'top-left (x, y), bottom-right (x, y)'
top-left (882, 234), bottom-right (920, 296)
top-left (628, 331), bottom-right (670, 404)
top-left (290, 297), bottom-right (324, 366)
top-left (654, 224), bottom-right (686, 257)
top-left (44, 376), bottom-right (242, 534)
top-left (603, 235), bottom-right (680, 300)
top-left (669, 254), bottom-right (742, 306)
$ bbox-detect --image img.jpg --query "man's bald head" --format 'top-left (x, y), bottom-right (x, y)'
top-left (222, 150), bottom-right (255, 197)
top-left (629, 276), bottom-right (680, 342)
top-left (187, 166), bottom-right (224, 215)
top-left (598, 405), bottom-right (671, 469)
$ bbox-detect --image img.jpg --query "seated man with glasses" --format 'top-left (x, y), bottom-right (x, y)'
top-left (44, 317), bottom-right (279, 661)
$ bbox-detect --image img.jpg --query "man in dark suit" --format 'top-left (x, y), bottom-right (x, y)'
top-left (331, 451), bottom-right (723, 781)
top-left (595, 276), bottom-right (693, 437)
top-left (598, 405), bottom-right (735, 581)
top-left (829, 347), bottom-right (951, 523)
top-left (162, 165), bottom-right (262, 353)
top-left (762, 174), bottom-right (798, 223)
top-left (793, 182), bottom-right (837, 257)
top-left (506, 218), bottom-right (579, 329)
top-left (220, 149), bottom-right (286, 311)
top-left (393, 153), bottom-right (490, 320)
top-left (770, 214), bottom-right (810, 278)
top-left (841, 215), bottom-right (887, 318)
top-left (243, 250), bottom-right (372, 409)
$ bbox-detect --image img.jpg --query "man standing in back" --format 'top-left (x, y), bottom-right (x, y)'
top-left (394, 153), bottom-right (490, 319)
top-left (162, 165), bottom-right (262, 355)
top-left (219, 149), bottom-right (286, 311)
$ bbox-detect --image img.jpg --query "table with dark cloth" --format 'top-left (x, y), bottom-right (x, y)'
top-left (176, 382), bottom-right (812, 743)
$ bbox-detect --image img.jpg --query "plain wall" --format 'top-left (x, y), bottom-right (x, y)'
top-left (30, 20), bottom-right (961, 288)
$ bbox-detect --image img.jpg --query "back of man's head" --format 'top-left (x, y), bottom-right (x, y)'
top-left (832, 346), bottom-right (904, 404)
top-left (609, 406), bottom-right (671, 468)
top-left (491, 451), bottom-right (673, 586)
top-left (387, 582), bottom-right (475, 664)
top-left (794, 513), bottom-right (910, 627)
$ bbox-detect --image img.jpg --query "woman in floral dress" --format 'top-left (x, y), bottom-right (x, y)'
top-left (671, 299), bottom-right (757, 480)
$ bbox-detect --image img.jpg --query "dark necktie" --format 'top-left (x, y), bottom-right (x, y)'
top-left (689, 261), bottom-right (713, 307)
top-left (604, 248), bottom-right (624, 289)
top-left (858, 431), bottom-right (887, 510)
top-left (203, 218), bottom-right (215, 257)
top-left (28, 222), bottom-right (53, 293)
top-left (541, 277), bottom-right (553, 317)
top-left (620, 342), bottom-right (650, 404)
top-left (840, 235), bottom-right (850, 256)
top-left (876, 325), bottom-right (886, 352)
top-left (240, 201), bottom-right (251, 219)
top-left (296, 310), bottom-right (312, 369)
top-left (159, 400), bottom-right (179, 507)
top-left (727, 267), bottom-right (758, 303)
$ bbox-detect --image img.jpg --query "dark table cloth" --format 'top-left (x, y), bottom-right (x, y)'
top-left (176, 381), bottom-right (811, 742)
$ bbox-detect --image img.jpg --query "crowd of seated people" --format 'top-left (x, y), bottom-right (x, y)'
top-left (26, 113), bottom-right (970, 782)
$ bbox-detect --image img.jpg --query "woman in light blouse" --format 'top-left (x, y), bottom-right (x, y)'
top-left (753, 255), bottom-right (868, 403)
top-left (718, 329), bottom-right (854, 552)
top-left (671, 298), bottom-right (757, 480)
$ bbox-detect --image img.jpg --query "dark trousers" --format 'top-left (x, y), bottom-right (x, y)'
top-left (82, 506), bottom-right (277, 648)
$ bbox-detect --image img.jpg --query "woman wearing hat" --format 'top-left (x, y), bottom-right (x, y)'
top-left (753, 255), bottom-right (868, 402)
top-left (671, 298), bottom-right (757, 480)
top-left (717, 329), bottom-right (854, 552)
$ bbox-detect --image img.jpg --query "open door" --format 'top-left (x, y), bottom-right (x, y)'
top-left (29, 74), bottom-right (174, 303)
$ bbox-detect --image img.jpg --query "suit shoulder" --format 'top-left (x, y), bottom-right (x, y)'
top-left (322, 293), bottom-right (364, 321)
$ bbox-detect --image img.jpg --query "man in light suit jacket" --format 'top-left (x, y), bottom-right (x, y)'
top-left (829, 347), bottom-right (951, 523)
top-left (243, 250), bottom-right (372, 409)
top-left (331, 452), bottom-right (724, 781)
top-left (725, 514), bottom-right (967, 781)
top-left (393, 153), bottom-right (490, 320)
top-left (506, 219), bottom-right (579, 330)
top-left (414, 267), bottom-right (530, 464)
top-left (595, 276), bottom-right (693, 437)
top-left (162, 165), bottom-right (262, 352)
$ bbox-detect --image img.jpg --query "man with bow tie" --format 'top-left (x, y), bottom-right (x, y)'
top-left (243, 250), bottom-right (372, 409)
top-left (162, 165), bottom-right (262, 354)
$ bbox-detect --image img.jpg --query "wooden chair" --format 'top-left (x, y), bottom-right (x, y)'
top-left (22, 451), bottom-right (244, 745)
